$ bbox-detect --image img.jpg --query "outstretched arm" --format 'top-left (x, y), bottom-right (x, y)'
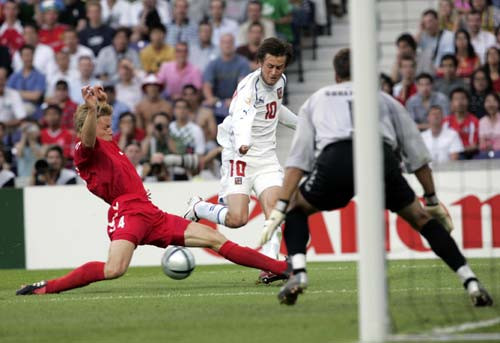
top-left (80, 86), bottom-right (99, 148)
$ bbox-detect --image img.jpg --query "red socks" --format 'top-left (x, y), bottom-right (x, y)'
top-left (219, 241), bottom-right (288, 275)
top-left (42, 261), bottom-right (106, 294)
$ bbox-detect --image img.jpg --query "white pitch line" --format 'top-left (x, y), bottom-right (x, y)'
top-left (431, 316), bottom-right (500, 334)
top-left (2, 286), bottom-right (462, 304)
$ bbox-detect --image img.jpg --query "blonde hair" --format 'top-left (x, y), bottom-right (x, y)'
top-left (74, 102), bottom-right (113, 134)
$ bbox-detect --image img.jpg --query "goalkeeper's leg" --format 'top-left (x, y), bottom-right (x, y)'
top-left (398, 198), bottom-right (493, 306)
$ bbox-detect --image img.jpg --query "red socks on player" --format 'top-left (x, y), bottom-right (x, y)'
top-left (40, 261), bottom-right (106, 294)
top-left (218, 241), bottom-right (287, 275)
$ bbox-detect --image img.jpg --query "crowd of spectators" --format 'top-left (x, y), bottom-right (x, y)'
top-left (0, 0), bottom-right (328, 188)
top-left (383, 0), bottom-right (500, 164)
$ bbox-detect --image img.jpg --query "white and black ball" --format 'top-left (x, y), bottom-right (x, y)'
top-left (161, 246), bottom-right (196, 280)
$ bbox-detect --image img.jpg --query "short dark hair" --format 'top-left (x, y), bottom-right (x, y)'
top-left (23, 22), bottom-right (39, 32)
top-left (152, 112), bottom-right (170, 123)
top-left (440, 54), bottom-right (458, 67)
top-left (416, 72), bottom-right (433, 83)
top-left (182, 84), bottom-right (198, 93)
top-left (333, 48), bottom-right (350, 80)
top-left (248, 0), bottom-right (262, 9)
top-left (44, 104), bottom-right (63, 116)
top-left (257, 37), bottom-right (293, 66)
top-left (46, 145), bottom-right (64, 158)
top-left (20, 44), bottom-right (35, 54)
top-left (119, 111), bottom-right (136, 123)
top-left (249, 21), bottom-right (264, 32)
top-left (400, 54), bottom-right (416, 67)
top-left (450, 87), bottom-right (470, 101)
top-left (396, 33), bottom-right (417, 51)
top-left (114, 27), bottom-right (131, 40)
top-left (174, 98), bottom-right (189, 107)
top-left (422, 9), bottom-right (438, 19)
top-left (55, 80), bottom-right (69, 89)
top-left (150, 24), bottom-right (166, 34)
top-left (428, 105), bottom-right (444, 114)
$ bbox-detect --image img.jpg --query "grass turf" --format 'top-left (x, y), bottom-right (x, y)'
top-left (1, 259), bottom-right (499, 343)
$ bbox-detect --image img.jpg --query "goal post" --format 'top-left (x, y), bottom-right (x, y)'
top-left (350, 0), bottom-right (389, 341)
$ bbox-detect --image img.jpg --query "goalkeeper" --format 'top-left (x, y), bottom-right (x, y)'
top-left (261, 48), bottom-right (494, 307)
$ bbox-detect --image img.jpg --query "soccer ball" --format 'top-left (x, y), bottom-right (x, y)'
top-left (161, 246), bottom-right (196, 280)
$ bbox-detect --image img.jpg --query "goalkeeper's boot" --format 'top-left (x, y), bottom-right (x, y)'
top-left (278, 271), bottom-right (308, 305)
top-left (183, 196), bottom-right (202, 222)
top-left (465, 278), bottom-right (493, 307)
top-left (16, 281), bottom-right (47, 295)
top-left (257, 258), bottom-right (292, 285)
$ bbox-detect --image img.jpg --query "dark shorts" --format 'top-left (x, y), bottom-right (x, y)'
top-left (107, 194), bottom-right (191, 247)
top-left (299, 140), bottom-right (415, 212)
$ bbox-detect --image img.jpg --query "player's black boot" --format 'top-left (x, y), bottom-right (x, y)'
top-left (257, 257), bottom-right (293, 285)
top-left (16, 281), bottom-right (47, 295)
top-left (465, 278), bottom-right (494, 307)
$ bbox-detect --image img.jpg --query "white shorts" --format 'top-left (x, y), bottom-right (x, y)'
top-left (218, 149), bottom-right (283, 202)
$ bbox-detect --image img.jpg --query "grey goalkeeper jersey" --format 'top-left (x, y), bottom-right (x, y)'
top-left (286, 81), bottom-right (431, 173)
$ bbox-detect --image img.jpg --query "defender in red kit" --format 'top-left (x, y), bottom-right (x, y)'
top-left (16, 85), bottom-right (289, 295)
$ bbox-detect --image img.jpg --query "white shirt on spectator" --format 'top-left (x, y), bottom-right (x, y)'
top-left (68, 75), bottom-right (101, 104)
top-left (128, 0), bottom-right (171, 26)
top-left (69, 45), bottom-right (95, 73)
top-left (100, 0), bottom-right (132, 28)
top-left (211, 17), bottom-right (239, 47)
top-left (0, 87), bottom-right (27, 122)
top-left (421, 127), bottom-right (464, 163)
top-left (45, 68), bottom-right (79, 98)
top-left (115, 77), bottom-right (143, 111)
top-left (13, 43), bottom-right (57, 76)
top-left (471, 30), bottom-right (496, 64)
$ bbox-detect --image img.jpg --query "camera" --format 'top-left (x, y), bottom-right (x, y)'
top-left (155, 123), bottom-right (164, 132)
top-left (150, 163), bottom-right (163, 175)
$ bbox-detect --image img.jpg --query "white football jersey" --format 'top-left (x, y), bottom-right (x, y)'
top-left (217, 68), bottom-right (296, 158)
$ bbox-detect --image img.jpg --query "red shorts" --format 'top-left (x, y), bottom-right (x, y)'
top-left (107, 194), bottom-right (191, 247)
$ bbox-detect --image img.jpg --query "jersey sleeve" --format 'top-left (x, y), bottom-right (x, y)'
top-left (285, 97), bottom-right (316, 172)
top-left (278, 105), bottom-right (297, 129)
top-left (230, 79), bottom-right (257, 151)
top-left (74, 139), bottom-right (97, 167)
top-left (382, 93), bottom-right (432, 172)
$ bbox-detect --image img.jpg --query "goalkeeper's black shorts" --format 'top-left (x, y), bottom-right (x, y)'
top-left (299, 140), bottom-right (415, 213)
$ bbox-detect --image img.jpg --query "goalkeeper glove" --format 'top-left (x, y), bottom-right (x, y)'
top-left (259, 199), bottom-right (288, 246)
top-left (424, 193), bottom-right (454, 233)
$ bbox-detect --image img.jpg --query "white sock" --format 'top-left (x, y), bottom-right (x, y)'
top-left (261, 227), bottom-right (282, 259)
top-left (194, 201), bottom-right (228, 225)
top-left (456, 264), bottom-right (477, 284)
top-left (291, 253), bottom-right (306, 271)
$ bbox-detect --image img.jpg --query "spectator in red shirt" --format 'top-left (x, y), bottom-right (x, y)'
top-left (392, 54), bottom-right (417, 105)
top-left (0, 0), bottom-right (24, 55)
top-left (38, 0), bottom-right (67, 52)
top-left (113, 111), bottom-right (145, 150)
top-left (40, 104), bottom-right (74, 160)
top-left (443, 87), bottom-right (480, 158)
top-left (44, 80), bottom-right (77, 131)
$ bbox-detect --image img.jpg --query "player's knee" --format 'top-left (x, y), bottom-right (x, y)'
top-left (225, 213), bottom-right (248, 228)
top-left (104, 262), bottom-right (128, 280)
top-left (408, 207), bottom-right (432, 231)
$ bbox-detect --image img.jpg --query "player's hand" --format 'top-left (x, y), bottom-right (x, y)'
top-left (93, 85), bottom-right (107, 102)
top-left (239, 145), bottom-right (250, 155)
top-left (424, 194), bottom-right (454, 233)
top-left (82, 86), bottom-right (97, 109)
top-left (259, 200), bottom-right (288, 246)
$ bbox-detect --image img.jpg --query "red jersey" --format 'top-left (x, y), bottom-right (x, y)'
top-left (61, 99), bottom-right (78, 130)
top-left (0, 28), bottom-right (23, 55)
top-left (40, 128), bottom-right (75, 159)
top-left (74, 138), bottom-right (148, 205)
top-left (39, 25), bottom-right (67, 52)
top-left (443, 113), bottom-right (479, 148)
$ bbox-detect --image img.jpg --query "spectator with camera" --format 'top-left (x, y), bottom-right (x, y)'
top-left (141, 111), bottom-right (175, 160)
top-left (14, 121), bottom-right (44, 178)
top-left (31, 145), bottom-right (77, 186)
top-left (40, 104), bottom-right (75, 161)
top-left (169, 98), bottom-right (205, 180)
top-left (135, 74), bottom-right (173, 130)
top-left (0, 146), bottom-right (15, 187)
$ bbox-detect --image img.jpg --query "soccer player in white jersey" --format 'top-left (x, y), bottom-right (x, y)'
top-left (184, 38), bottom-right (297, 283)
top-left (261, 48), bottom-right (493, 306)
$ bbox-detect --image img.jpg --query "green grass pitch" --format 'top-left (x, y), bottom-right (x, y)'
top-left (1, 259), bottom-right (499, 343)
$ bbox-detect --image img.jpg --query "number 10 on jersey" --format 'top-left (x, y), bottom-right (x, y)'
top-left (265, 101), bottom-right (277, 119)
